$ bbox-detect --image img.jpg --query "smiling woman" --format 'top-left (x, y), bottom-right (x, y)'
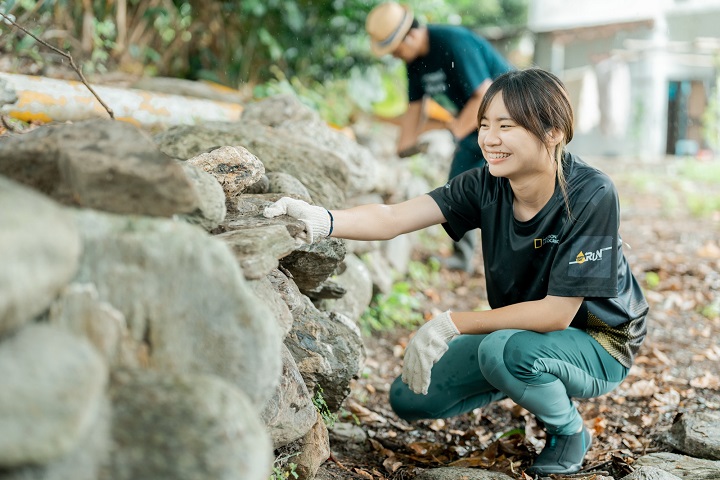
top-left (264, 67), bottom-right (649, 476)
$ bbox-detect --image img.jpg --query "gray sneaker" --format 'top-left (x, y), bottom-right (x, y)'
top-left (526, 426), bottom-right (592, 476)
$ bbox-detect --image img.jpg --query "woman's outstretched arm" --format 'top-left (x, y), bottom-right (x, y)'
top-left (330, 194), bottom-right (445, 241)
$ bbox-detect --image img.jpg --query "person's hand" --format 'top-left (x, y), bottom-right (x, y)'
top-left (263, 197), bottom-right (331, 244)
top-left (402, 310), bottom-right (459, 395)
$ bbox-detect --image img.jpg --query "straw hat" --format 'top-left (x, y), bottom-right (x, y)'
top-left (365, 2), bottom-right (414, 57)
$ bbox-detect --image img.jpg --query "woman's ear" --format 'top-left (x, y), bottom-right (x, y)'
top-left (546, 128), bottom-right (564, 148)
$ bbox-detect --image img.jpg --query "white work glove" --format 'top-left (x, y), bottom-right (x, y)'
top-left (402, 310), bottom-right (460, 395)
top-left (263, 197), bottom-right (332, 244)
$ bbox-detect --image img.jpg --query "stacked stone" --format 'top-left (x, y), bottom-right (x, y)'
top-left (0, 95), bottom-right (429, 480)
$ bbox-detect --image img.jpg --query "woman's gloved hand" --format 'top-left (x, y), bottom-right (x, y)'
top-left (263, 197), bottom-right (332, 244)
top-left (402, 310), bottom-right (460, 395)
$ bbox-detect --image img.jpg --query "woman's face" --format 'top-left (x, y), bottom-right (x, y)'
top-left (478, 92), bottom-right (554, 180)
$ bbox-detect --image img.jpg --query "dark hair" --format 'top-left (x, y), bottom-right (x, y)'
top-left (477, 68), bottom-right (575, 212)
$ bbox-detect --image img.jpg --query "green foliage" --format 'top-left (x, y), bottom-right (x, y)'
top-left (358, 259), bottom-right (444, 336)
top-left (644, 271), bottom-right (661, 289)
top-left (408, 0), bottom-right (528, 28)
top-left (700, 298), bottom-right (720, 320)
top-left (360, 281), bottom-right (425, 336)
top-left (312, 386), bottom-right (338, 428)
top-left (253, 65), bottom-right (385, 127)
top-left (0, 0), bottom-right (526, 88)
top-left (269, 452), bottom-right (299, 480)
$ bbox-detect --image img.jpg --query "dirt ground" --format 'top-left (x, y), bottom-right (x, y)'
top-left (316, 155), bottom-right (720, 480)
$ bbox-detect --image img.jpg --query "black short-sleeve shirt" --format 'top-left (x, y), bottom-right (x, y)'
top-left (427, 153), bottom-right (649, 367)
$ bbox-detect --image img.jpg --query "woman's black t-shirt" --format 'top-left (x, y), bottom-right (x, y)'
top-left (427, 152), bottom-right (648, 367)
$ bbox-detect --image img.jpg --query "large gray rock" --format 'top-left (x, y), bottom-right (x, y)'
top-left (284, 297), bottom-right (365, 411)
top-left (664, 411), bottom-right (720, 460)
top-left (72, 209), bottom-right (282, 407)
top-left (413, 467), bottom-right (514, 480)
top-left (108, 369), bottom-right (272, 480)
top-left (319, 253), bottom-right (374, 322)
top-left (0, 120), bottom-right (198, 216)
top-left (241, 94), bottom-right (378, 196)
top-left (265, 268), bottom-right (307, 323)
top-left (634, 452), bottom-right (720, 479)
top-left (153, 121), bottom-right (348, 208)
top-left (0, 177), bottom-right (80, 335)
top-left (266, 171), bottom-right (312, 202)
top-left (279, 238), bottom-right (347, 296)
top-left (0, 324), bottom-right (107, 467)
top-left (621, 466), bottom-right (682, 480)
top-left (261, 345), bottom-right (317, 448)
top-left (215, 224), bottom-right (296, 280)
top-left (177, 161), bottom-right (227, 231)
top-left (288, 412), bottom-right (330, 480)
top-left (48, 283), bottom-right (130, 366)
top-left (248, 275), bottom-right (294, 338)
top-left (187, 145), bottom-right (265, 198)
top-left (0, 399), bottom-right (111, 480)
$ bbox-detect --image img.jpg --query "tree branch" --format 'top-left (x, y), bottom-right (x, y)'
top-left (0, 12), bottom-right (114, 119)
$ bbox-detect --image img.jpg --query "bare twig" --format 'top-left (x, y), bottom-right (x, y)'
top-left (0, 12), bottom-right (114, 119)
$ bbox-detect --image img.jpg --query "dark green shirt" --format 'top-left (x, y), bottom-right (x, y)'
top-left (407, 24), bottom-right (513, 116)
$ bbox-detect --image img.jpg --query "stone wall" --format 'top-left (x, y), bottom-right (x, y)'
top-left (0, 94), bottom-right (440, 480)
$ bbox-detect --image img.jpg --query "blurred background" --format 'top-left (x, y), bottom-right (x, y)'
top-left (1, 0), bottom-right (719, 160)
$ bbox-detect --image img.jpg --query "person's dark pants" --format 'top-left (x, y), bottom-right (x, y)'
top-left (390, 328), bottom-right (629, 435)
top-left (445, 132), bottom-right (486, 272)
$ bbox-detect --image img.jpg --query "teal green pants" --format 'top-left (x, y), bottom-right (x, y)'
top-left (390, 328), bottom-right (628, 435)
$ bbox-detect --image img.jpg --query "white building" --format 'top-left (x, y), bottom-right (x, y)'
top-left (528, 0), bottom-right (720, 159)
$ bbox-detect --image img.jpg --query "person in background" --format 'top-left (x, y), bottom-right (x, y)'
top-left (264, 68), bottom-right (649, 476)
top-left (365, 1), bottom-right (514, 273)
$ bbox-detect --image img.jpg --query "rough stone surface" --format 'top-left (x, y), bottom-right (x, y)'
top-left (261, 345), bottom-right (317, 448)
top-left (319, 253), bottom-right (374, 322)
top-left (0, 324), bottom-right (107, 467)
top-left (109, 369), bottom-right (272, 480)
top-left (634, 452), bottom-right (720, 479)
top-left (72, 209), bottom-right (282, 407)
top-left (266, 171), bottom-right (312, 202)
top-left (248, 276), bottom-right (294, 338)
top-left (187, 145), bottom-right (265, 198)
top-left (48, 283), bottom-right (129, 366)
top-left (664, 411), bottom-right (720, 460)
top-left (0, 120), bottom-right (198, 216)
top-left (0, 399), bottom-right (111, 480)
top-left (279, 238), bottom-right (347, 295)
top-left (621, 465), bottom-right (683, 480)
top-left (215, 224), bottom-right (296, 280)
top-left (284, 297), bottom-right (365, 411)
top-left (292, 413), bottom-right (331, 480)
top-left (0, 177), bottom-right (80, 335)
top-left (242, 94), bottom-right (378, 196)
top-left (153, 121), bottom-right (348, 208)
top-left (413, 467), bottom-right (514, 480)
top-left (177, 161), bottom-right (227, 231)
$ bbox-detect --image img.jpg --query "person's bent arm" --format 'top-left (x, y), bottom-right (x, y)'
top-left (447, 80), bottom-right (491, 139)
top-left (331, 194), bottom-right (445, 241)
top-left (396, 100), bottom-right (425, 154)
top-left (451, 295), bottom-right (584, 334)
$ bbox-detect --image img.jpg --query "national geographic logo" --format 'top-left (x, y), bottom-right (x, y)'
top-left (534, 235), bottom-right (559, 249)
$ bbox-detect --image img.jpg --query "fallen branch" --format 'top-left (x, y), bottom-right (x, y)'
top-left (0, 12), bottom-right (114, 119)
